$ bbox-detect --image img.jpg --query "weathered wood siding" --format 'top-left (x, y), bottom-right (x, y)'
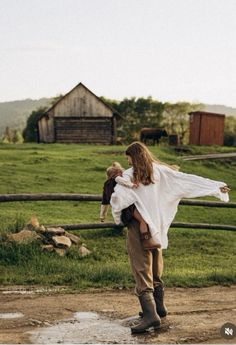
top-left (38, 83), bottom-right (116, 144)
top-left (54, 117), bottom-right (114, 144)
top-left (189, 113), bottom-right (201, 145)
top-left (38, 116), bottom-right (55, 143)
top-left (200, 114), bottom-right (224, 145)
top-left (189, 111), bottom-right (225, 146)
top-left (49, 84), bottom-right (113, 118)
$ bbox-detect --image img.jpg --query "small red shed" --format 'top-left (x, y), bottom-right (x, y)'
top-left (189, 111), bottom-right (225, 146)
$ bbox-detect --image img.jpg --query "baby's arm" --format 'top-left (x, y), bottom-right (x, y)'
top-left (100, 204), bottom-right (109, 222)
top-left (115, 176), bottom-right (135, 188)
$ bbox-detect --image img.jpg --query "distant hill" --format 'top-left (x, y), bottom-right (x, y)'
top-left (0, 97), bottom-right (236, 136)
top-left (202, 104), bottom-right (236, 116)
top-left (0, 98), bottom-right (53, 136)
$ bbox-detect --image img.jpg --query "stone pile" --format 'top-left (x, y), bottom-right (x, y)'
top-left (7, 217), bottom-right (91, 257)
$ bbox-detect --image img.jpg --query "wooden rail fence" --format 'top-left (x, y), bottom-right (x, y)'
top-left (0, 193), bottom-right (235, 231)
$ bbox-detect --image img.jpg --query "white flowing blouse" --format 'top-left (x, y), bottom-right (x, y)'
top-left (110, 163), bottom-right (229, 249)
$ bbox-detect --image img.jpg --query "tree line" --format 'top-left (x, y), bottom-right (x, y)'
top-left (102, 97), bottom-right (202, 144)
top-left (1, 96), bottom-right (236, 146)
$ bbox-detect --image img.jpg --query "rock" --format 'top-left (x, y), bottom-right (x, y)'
top-left (28, 318), bottom-right (43, 326)
top-left (41, 244), bottom-right (54, 252)
top-left (24, 216), bottom-right (40, 231)
top-left (30, 216), bottom-right (40, 228)
top-left (43, 321), bottom-right (52, 326)
top-left (54, 248), bottom-right (67, 256)
top-left (52, 235), bottom-right (71, 249)
top-left (79, 245), bottom-right (91, 257)
top-left (23, 224), bottom-right (35, 231)
top-left (7, 230), bottom-right (40, 244)
top-left (36, 225), bottom-right (46, 234)
top-left (45, 227), bottom-right (65, 236)
top-left (41, 237), bottom-right (52, 245)
top-left (65, 231), bottom-right (81, 244)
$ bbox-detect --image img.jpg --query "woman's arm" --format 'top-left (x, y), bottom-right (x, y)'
top-left (157, 164), bottom-right (230, 202)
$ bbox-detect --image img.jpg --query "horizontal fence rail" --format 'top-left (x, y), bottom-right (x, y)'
top-left (0, 193), bottom-right (236, 208)
top-left (46, 222), bottom-right (236, 232)
top-left (0, 193), bottom-right (235, 231)
top-left (181, 152), bottom-right (236, 161)
top-left (0, 193), bottom-right (101, 202)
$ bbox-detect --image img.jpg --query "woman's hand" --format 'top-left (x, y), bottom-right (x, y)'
top-left (220, 186), bottom-right (231, 193)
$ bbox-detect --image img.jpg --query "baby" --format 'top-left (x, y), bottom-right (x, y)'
top-left (100, 162), bottom-right (161, 250)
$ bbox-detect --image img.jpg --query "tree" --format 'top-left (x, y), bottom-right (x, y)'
top-left (101, 96), bottom-right (164, 143)
top-left (22, 96), bottom-right (63, 143)
top-left (2, 127), bottom-right (12, 143)
top-left (162, 102), bottom-right (202, 145)
top-left (1, 127), bottom-right (24, 144)
top-left (12, 129), bottom-right (24, 144)
top-left (224, 116), bottom-right (236, 146)
top-left (23, 107), bottom-right (47, 142)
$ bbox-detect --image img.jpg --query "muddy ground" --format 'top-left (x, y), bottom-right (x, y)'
top-left (0, 285), bottom-right (235, 344)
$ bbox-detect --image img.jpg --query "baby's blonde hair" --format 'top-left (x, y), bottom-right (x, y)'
top-left (106, 162), bottom-right (124, 179)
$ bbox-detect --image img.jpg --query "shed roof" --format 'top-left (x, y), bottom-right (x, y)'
top-left (188, 111), bottom-right (225, 117)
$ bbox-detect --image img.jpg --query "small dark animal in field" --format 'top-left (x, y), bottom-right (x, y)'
top-left (140, 128), bottom-right (168, 145)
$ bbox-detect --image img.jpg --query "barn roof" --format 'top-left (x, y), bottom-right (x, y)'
top-left (40, 82), bottom-right (120, 119)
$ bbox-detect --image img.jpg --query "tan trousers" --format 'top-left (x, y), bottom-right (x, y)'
top-left (126, 219), bottom-right (164, 296)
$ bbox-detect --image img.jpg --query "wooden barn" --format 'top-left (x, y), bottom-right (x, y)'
top-left (37, 83), bottom-right (119, 144)
top-left (189, 111), bottom-right (225, 146)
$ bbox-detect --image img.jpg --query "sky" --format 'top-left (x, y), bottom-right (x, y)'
top-left (0, 0), bottom-right (236, 106)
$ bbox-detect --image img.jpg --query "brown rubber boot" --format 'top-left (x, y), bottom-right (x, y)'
top-left (139, 283), bottom-right (167, 318)
top-left (131, 292), bottom-right (161, 334)
top-left (140, 231), bottom-right (161, 250)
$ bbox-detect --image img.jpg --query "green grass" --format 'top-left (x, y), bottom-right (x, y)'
top-left (0, 143), bottom-right (235, 288)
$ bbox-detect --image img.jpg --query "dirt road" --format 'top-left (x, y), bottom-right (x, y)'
top-left (0, 285), bottom-right (235, 344)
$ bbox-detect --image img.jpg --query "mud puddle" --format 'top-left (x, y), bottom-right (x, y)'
top-left (1, 286), bottom-right (235, 344)
top-left (1, 286), bottom-right (67, 295)
top-left (29, 311), bottom-right (171, 344)
top-left (0, 312), bottom-right (24, 319)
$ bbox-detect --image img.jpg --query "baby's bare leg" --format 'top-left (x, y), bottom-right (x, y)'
top-left (133, 209), bottom-right (161, 250)
top-left (133, 208), bottom-right (148, 234)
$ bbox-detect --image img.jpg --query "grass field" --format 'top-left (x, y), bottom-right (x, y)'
top-left (0, 143), bottom-right (235, 288)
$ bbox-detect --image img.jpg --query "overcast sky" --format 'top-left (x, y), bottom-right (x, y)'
top-left (0, 0), bottom-right (235, 106)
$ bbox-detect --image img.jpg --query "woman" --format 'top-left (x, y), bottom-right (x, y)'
top-left (110, 142), bottom-right (230, 334)
top-left (100, 161), bottom-right (160, 249)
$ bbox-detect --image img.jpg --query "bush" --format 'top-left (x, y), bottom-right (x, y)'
top-left (224, 133), bottom-right (236, 146)
top-left (23, 107), bottom-right (47, 142)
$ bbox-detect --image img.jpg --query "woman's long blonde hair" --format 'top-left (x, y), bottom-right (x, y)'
top-left (125, 141), bottom-right (179, 185)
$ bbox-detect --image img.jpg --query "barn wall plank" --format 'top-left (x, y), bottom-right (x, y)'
top-left (54, 117), bottom-right (112, 144)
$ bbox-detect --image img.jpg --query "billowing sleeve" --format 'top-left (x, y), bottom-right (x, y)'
top-left (110, 169), bottom-right (136, 224)
top-left (158, 165), bottom-right (229, 202)
top-left (110, 185), bottom-right (137, 224)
